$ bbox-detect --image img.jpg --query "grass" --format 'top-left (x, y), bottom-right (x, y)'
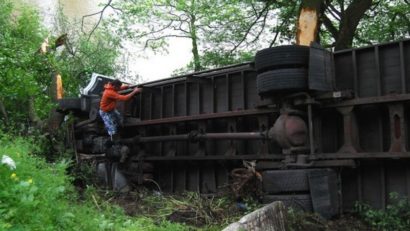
top-left (0, 133), bottom-right (188, 231)
top-left (114, 190), bottom-right (246, 230)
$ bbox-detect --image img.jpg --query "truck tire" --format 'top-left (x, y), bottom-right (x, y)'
top-left (262, 169), bottom-right (310, 194)
top-left (256, 68), bottom-right (308, 95)
top-left (254, 45), bottom-right (309, 73)
top-left (263, 194), bottom-right (313, 212)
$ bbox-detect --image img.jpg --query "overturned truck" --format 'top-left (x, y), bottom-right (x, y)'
top-left (58, 38), bottom-right (410, 218)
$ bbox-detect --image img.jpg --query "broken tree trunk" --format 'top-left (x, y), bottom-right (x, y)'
top-left (223, 201), bottom-right (288, 231)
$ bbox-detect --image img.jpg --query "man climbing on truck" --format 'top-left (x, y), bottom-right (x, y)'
top-left (99, 79), bottom-right (142, 141)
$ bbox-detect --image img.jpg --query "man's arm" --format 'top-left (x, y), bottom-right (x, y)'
top-left (108, 87), bottom-right (142, 101)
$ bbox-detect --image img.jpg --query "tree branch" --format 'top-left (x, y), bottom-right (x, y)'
top-left (138, 21), bottom-right (175, 38)
top-left (335, 0), bottom-right (372, 50)
top-left (82, 0), bottom-right (121, 41)
top-left (325, 0), bottom-right (341, 20)
top-left (269, 3), bottom-right (296, 47)
top-left (229, 2), bottom-right (271, 53)
top-left (322, 15), bottom-right (339, 40)
top-left (250, 10), bottom-right (269, 44)
top-left (144, 34), bottom-right (192, 49)
top-left (269, 16), bottom-right (287, 47)
top-left (325, 3), bottom-right (341, 21)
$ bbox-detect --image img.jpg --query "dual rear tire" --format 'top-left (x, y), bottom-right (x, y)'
top-left (254, 45), bottom-right (309, 95)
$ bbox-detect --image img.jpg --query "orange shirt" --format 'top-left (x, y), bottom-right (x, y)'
top-left (99, 83), bottom-right (132, 112)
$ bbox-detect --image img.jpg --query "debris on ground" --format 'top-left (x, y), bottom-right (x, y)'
top-left (223, 201), bottom-right (287, 231)
top-left (230, 160), bottom-right (263, 200)
top-left (286, 209), bottom-right (374, 231)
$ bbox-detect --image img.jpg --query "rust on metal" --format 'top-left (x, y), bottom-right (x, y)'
top-left (270, 114), bottom-right (307, 148)
top-left (388, 104), bottom-right (407, 152)
top-left (336, 106), bottom-right (360, 153)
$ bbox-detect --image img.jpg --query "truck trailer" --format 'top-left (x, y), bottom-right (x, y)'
top-left (57, 38), bottom-right (410, 218)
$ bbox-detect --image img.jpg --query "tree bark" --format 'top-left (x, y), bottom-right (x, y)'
top-left (297, 0), bottom-right (322, 45)
top-left (190, 13), bottom-right (201, 71)
top-left (301, 0), bottom-right (322, 9)
top-left (334, 0), bottom-right (372, 51)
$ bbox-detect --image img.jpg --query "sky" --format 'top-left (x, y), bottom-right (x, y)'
top-left (17, 0), bottom-right (192, 82)
top-left (122, 38), bottom-right (192, 82)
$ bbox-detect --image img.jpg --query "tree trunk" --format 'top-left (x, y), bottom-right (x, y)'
top-left (301, 0), bottom-right (322, 9)
top-left (190, 0), bottom-right (201, 71)
top-left (297, 0), bottom-right (322, 45)
top-left (223, 201), bottom-right (288, 231)
top-left (0, 99), bottom-right (8, 124)
top-left (28, 96), bottom-right (42, 128)
top-left (190, 18), bottom-right (201, 71)
top-left (334, 0), bottom-right (372, 51)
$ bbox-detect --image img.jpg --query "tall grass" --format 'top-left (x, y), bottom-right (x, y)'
top-left (0, 133), bottom-right (187, 231)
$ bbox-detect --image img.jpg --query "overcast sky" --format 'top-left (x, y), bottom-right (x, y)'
top-left (122, 38), bottom-right (192, 83)
top-left (18, 0), bottom-right (192, 83)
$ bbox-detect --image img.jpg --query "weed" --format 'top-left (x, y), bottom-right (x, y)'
top-left (0, 134), bottom-right (188, 231)
top-left (355, 192), bottom-right (410, 231)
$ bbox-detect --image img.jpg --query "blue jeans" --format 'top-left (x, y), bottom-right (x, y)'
top-left (99, 109), bottom-right (123, 136)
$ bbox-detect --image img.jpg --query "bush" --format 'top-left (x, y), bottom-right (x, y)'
top-left (355, 192), bottom-right (410, 231)
top-left (0, 134), bottom-right (187, 231)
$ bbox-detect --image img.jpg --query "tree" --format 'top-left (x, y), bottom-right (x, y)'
top-left (0, 0), bottom-right (123, 128)
top-left (102, 0), bottom-right (408, 74)
top-left (52, 5), bottom-right (124, 94)
top-left (262, 0), bottom-right (409, 50)
top-left (354, 0), bottom-right (410, 46)
top-left (0, 1), bottom-right (49, 125)
top-left (110, 0), bottom-right (279, 72)
top-left (321, 0), bottom-right (373, 50)
top-left (172, 50), bottom-right (254, 76)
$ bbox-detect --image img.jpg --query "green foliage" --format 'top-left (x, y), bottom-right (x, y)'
top-left (0, 134), bottom-right (188, 231)
top-left (0, 0), bottom-right (51, 123)
top-left (355, 192), bottom-right (410, 231)
top-left (107, 0), bottom-right (410, 72)
top-left (110, 0), bottom-right (276, 72)
top-left (52, 14), bottom-right (123, 95)
top-left (355, 0), bottom-right (410, 46)
top-left (319, 0), bottom-right (410, 49)
top-left (173, 50), bottom-right (254, 75)
top-left (138, 190), bottom-right (240, 229)
top-left (0, 0), bottom-right (122, 126)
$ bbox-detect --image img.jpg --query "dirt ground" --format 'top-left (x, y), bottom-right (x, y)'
top-left (109, 189), bottom-right (374, 230)
top-left (287, 212), bottom-right (374, 231)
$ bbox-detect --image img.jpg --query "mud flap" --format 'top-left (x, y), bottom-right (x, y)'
top-left (308, 43), bottom-right (335, 91)
top-left (308, 169), bottom-right (339, 219)
top-left (96, 162), bottom-right (130, 192)
top-left (262, 168), bottom-right (340, 217)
